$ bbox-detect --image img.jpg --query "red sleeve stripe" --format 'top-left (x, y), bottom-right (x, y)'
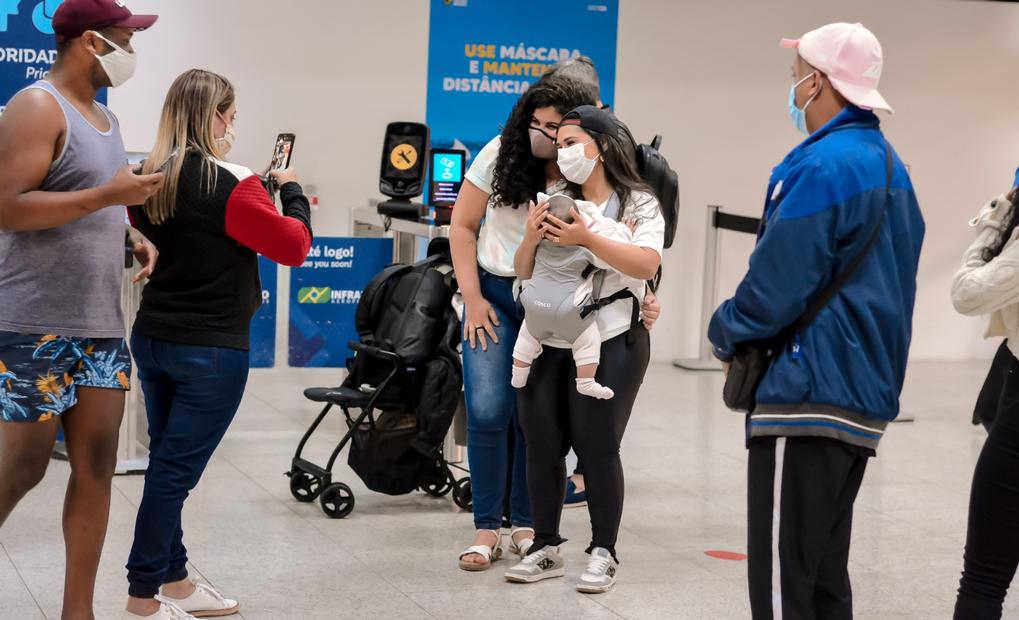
top-left (224, 175), bottom-right (311, 267)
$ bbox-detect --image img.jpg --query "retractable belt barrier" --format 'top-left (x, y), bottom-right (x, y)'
top-left (673, 205), bottom-right (761, 372)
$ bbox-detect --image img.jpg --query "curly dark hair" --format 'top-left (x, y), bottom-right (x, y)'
top-left (490, 75), bottom-right (596, 208)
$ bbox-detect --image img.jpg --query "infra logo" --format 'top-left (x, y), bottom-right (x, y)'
top-left (298, 287), bottom-right (332, 304)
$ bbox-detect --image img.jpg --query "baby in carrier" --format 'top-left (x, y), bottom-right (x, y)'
top-left (511, 193), bottom-right (642, 399)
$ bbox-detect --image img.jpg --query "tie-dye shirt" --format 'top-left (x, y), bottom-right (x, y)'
top-left (466, 136), bottom-right (563, 277)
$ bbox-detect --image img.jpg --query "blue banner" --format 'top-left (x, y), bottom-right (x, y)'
top-left (0, 1), bottom-right (105, 112)
top-left (250, 256), bottom-right (277, 368)
top-left (426, 0), bottom-right (618, 157)
top-left (288, 238), bottom-right (393, 368)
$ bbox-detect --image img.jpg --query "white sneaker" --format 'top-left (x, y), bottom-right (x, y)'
top-left (157, 581), bottom-right (239, 618)
top-left (122, 602), bottom-right (196, 620)
top-left (504, 546), bottom-right (565, 583)
top-left (576, 547), bottom-right (618, 593)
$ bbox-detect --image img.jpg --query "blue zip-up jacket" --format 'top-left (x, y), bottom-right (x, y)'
top-left (708, 106), bottom-right (925, 451)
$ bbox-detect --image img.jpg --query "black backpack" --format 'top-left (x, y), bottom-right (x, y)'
top-left (348, 249), bottom-right (462, 461)
top-left (635, 135), bottom-right (680, 250)
top-left (353, 254), bottom-right (455, 367)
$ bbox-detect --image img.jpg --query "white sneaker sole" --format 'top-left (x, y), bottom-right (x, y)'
top-left (190, 607), bottom-right (240, 618)
top-left (576, 580), bottom-right (615, 594)
top-left (156, 599), bottom-right (240, 619)
top-left (504, 567), bottom-right (565, 583)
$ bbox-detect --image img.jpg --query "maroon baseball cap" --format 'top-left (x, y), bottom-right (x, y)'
top-left (53, 0), bottom-right (158, 43)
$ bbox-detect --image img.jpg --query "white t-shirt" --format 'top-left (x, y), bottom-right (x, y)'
top-left (466, 136), bottom-right (564, 277)
top-left (545, 190), bottom-right (665, 347)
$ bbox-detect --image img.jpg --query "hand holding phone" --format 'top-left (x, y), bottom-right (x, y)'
top-left (268, 167), bottom-right (299, 187)
top-left (108, 165), bottom-right (165, 208)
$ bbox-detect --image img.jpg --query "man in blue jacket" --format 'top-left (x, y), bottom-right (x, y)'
top-left (708, 23), bottom-right (925, 619)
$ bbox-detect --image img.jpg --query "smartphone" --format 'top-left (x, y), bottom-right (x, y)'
top-left (154, 148), bottom-right (180, 173)
top-left (270, 133), bottom-right (296, 172)
top-left (135, 147), bottom-right (179, 175)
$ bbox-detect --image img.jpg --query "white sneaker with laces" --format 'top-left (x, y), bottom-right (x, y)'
top-left (576, 547), bottom-right (619, 593)
top-left (122, 602), bottom-right (197, 620)
top-left (157, 581), bottom-right (239, 618)
top-left (504, 546), bottom-right (565, 583)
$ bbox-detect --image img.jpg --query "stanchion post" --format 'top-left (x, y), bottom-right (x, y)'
top-left (673, 205), bottom-right (724, 371)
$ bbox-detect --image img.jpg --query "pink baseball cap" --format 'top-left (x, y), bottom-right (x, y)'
top-left (781, 22), bottom-right (893, 114)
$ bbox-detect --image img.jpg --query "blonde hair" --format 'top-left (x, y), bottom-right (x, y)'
top-left (142, 69), bottom-right (235, 224)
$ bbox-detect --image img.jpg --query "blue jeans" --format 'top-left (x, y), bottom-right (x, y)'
top-left (126, 334), bottom-right (249, 598)
top-left (462, 269), bottom-right (532, 530)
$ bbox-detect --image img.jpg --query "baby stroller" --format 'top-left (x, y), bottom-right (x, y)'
top-left (286, 243), bottom-right (470, 518)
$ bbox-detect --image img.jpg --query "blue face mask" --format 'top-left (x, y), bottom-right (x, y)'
top-left (788, 72), bottom-right (818, 135)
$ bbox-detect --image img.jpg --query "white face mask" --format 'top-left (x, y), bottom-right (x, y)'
top-left (216, 118), bottom-right (236, 157)
top-left (557, 140), bottom-right (597, 184)
top-left (91, 32), bottom-right (136, 88)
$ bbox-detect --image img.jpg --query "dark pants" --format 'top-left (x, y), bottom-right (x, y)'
top-left (518, 325), bottom-right (650, 558)
top-left (956, 348), bottom-right (1019, 619)
top-left (748, 436), bottom-right (869, 620)
top-left (972, 340), bottom-right (1010, 431)
top-left (126, 334), bottom-right (249, 598)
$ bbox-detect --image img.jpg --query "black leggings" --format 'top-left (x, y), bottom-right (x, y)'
top-left (517, 326), bottom-right (650, 558)
top-left (956, 348), bottom-right (1019, 619)
top-left (972, 340), bottom-right (1011, 431)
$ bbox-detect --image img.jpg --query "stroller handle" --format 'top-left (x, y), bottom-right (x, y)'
top-left (348, 341), bottom-right (401, 365)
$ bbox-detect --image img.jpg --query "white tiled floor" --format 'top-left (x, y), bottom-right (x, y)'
top-left (0, 361), bottom-right (1009, 619)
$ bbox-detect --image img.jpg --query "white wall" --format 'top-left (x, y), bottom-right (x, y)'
top-left (112, 0), bottom-right (431, 227)
top-left (111, 0), bottom-right (1019, 363)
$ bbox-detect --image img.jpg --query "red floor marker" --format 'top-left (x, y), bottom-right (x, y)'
top-left (705, 550), bottom-right (748, 561)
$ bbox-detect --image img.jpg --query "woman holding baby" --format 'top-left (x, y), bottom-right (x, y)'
top-left (449, 72), bottom-right (663, 578)
top-left (504, 105), bottom-right (665, 593)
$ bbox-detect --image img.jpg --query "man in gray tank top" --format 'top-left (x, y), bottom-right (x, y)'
top-left (0, 1), bottom-right (162, 618)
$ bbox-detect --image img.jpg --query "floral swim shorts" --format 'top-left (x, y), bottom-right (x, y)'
top-left (0, 331), bottom-right (131, 423)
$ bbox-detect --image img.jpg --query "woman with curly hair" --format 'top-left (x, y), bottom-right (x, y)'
top-left (449, 73), bottom-right (661, 571)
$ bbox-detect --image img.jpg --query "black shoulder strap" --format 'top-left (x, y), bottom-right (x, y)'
top-left (648, 265), bottom-right (662, 294)
top-left (579, 288), bottom-right (635, 320)
top-left (355, 263), bottom-right (412, 344)
top-left (791, 141), bottom-right (893, 335)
